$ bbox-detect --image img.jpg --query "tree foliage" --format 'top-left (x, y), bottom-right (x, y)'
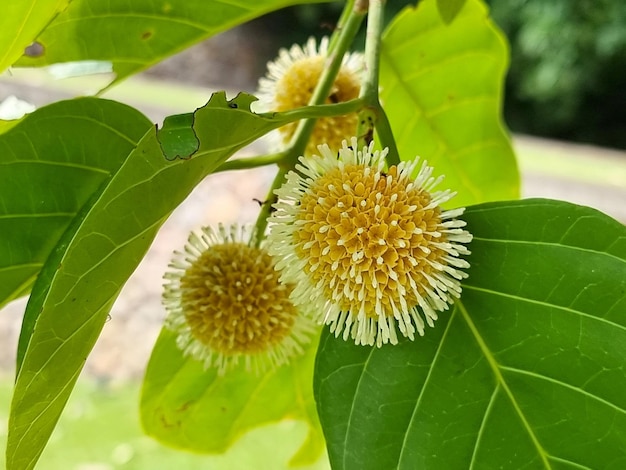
top-left (0, 1), bottom-right (624, 469)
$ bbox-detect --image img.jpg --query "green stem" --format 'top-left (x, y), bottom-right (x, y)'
top-left (218, 99), bottom-right (365, 172)
top-left (328, 0), bottom-right (357, 51)
top-left (215, 152), bottom-right (287, 173)
top-left (360, 0), bottom-right (382, 107)
top-left (253, 1), bottom-right (366, 241)
top-left (263, 98), bottom-right (365, 123)
top-left (357, 0), bottom-right (401, 166)
top-left (286, 3), bottom-right (367, 163)
top-left (374, 104), bottom-right (400, 165)
top-left (253, 167), bottom-right (287, 245)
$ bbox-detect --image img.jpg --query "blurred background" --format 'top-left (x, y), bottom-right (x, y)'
top-left (144, 0), bottom-right (626, 149)
top-left (1, 1), bottom-right (625, 468)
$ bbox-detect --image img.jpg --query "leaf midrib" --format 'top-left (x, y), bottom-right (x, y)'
top-left (457, 300), bottom-right (552, 469)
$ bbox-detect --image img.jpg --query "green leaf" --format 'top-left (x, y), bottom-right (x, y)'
top-left (0, 0), bottom-right (70, 73)
top-left (141, 329), bottom-right (325, 467)
top-left (315, 199), bottom-right (626, 469)
top-left (0, 98), bottom-right (152, 308)
top-left (6, 92), bottom-right (301, 470)
top-left (380, 0), bottom-right (519, 207)
top-left (436, 0), bottom-right (468, 24)
top-left (157, 113), bottom-right (198, 160)
top-left (0, 119), bottom-right (26, 136)
top-left (15, 0), bottom-right (325, 87)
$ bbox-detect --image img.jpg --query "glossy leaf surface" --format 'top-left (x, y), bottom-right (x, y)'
top-left (315, 199), bottom-right (626, 469)
top-left (6, 92), bottom-right (300, 470)
top-left (0, 98), bottom-right (152, 308)
top-left (14, 0), bottom-right (324, 86)
top-left (380, 0), bottom-right (519, 207)
top-left (0, 0), bottom-right (69, 73)
top-left (141, 329), bottom-right (324, 466)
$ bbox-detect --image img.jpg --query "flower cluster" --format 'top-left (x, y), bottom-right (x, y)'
top-left (162, 38), bottom-right (472, 374)
top-left (255, 36), bottom-right (364, 156)
top-left (267, 138), bottom-right (472, 346)
top-left (163, 224), bottom-right (315, 375)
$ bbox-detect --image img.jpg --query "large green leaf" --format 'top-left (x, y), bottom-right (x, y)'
top-left (0, 0), bottom-right (70, 73)
top-left (0, 98), bottom-right (152, 308)
top-left (15, 0), bottom-right (326, 87)
top-left (380, 0), bottom-right (519, 207)
top-left (315, 199), bottom-right (626, 469)
top-left (6, 92), bottom-right (302, 470)
top-left (141, 329), bottom-right (325, 467)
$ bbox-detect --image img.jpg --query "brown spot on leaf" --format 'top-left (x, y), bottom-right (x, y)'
top-left (24, 42), bottom-right (44, 58)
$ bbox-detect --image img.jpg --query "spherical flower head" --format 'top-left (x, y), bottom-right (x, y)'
top-left (256, 36), bottom-right (363, 156)
top-left (268, 138), bottom-right (473, 347)
top-left (163, 223), bottom-right (316, 374)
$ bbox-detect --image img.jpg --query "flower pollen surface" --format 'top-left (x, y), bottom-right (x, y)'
top-left (181, 243), bottom-right (296, 354)
top-left (269, 138), bottom-right (473, 346)
top-left (256, 37), bottom-right (363, 155)
top-left (163, 224), bottom-right (314, 374)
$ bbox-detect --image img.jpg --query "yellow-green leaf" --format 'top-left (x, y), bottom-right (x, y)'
top-left (0, 0), bottom-right (70, 73)
top-left (380, 0), bottom-right (519, 207)
top-left (15, 0), bottom-right (327, 87)
top-left (141, 329), bottom-right (325, 467)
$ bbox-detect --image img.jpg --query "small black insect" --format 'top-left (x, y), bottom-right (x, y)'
top-left (252, 196), bottom-right (277, 213)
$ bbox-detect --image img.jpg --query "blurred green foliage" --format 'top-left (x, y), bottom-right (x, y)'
top-left (268, 0), bottom-right (626, 149)
top-left (488, 0), bottom-right (626, 148)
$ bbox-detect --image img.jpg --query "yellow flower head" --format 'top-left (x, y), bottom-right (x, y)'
top-left (268, 138), bottom-right (472, 347)
top-left (163, 224), bottom-right (315, 374)
top-left (256, 36), bottom-right (363, 155)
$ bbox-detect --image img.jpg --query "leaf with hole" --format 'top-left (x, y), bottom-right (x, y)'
top-left (14, 0), bottom-right (326, 87)
top-left (6, 91), bottom-right (304, 470)
top-left (0, 0), bottom-right (70, 73)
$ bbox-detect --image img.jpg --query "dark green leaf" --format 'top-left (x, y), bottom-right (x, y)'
top-left (0, 98), bottom-right (152, 308)
top-left (141, 329), bottom-right (325, 466)
top-left (315, 199), bottom-right (626, 469)
top-left (436, 0), bottom-right (468, 24)
top-left (380, 0), bottom-right (519, 207)
top-left (6, 92), bottom-right (301, 470)
top-left (15, 0), bottom-right (326, 87)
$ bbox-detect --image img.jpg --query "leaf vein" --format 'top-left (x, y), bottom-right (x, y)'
top-left (500, 366), bottom-right (626, 416)
top-left (0, 212), bottom-right (75, 220)
top-left (342, 346), bottom-right (376, 469)
top-left (471, 237), bottom-right (626, 264)
top-left (462, 284), bottom-right (626, 333)
top-left (396, 309), bottom-right (457, 466)
top-left (468, 385), bottom-right (500, 469)
top-left (457, 300), bottom-right (552, 468)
